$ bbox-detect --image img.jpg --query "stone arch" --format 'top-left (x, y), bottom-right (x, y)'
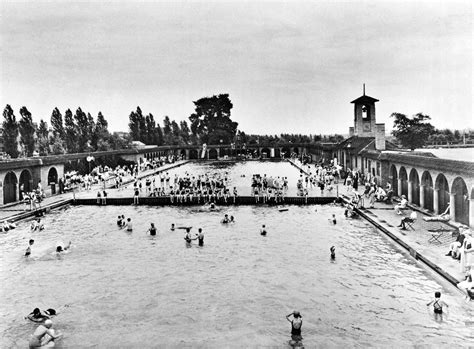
top-left (208, 148), bottom-right (218, 160)
top-left (409, 168), bottom-right (420, 205)
top-left (19, 169), bottom-right (33, 200)
top-left (293, 147), bottom-right (299, 155)
top-left (421, 171), bottom-right (434, 212)
top-left (189, 149), bottom-right (199, 160)
top-left (282, 147), bottom-right (291, 158)
top-left (435, 173), bottom-right (450, 215)
top-left (4, 171), bottom-right (18, 204)
top-left (180, 149), bottom-right (186, 159)
top-left (48, 167), bottom-right (58, 184)
top-left (399, 167), bottom-right (408, 197)
top-left (389, 164), bottom-right (398, 195)
top-left (274, 148), bottom-right (281, 158)
top-left (261, 147), bottom-right (271, 158)
top-left (451, 177), bottom-right (469, 225)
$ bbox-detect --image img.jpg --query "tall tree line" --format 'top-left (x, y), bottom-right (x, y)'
top-left (1, 105), bottom-right (129, 158)
top-left (128, 107), bottom-right (193, 146)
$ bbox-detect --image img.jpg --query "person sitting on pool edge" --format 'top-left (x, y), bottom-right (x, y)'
top-left (286, 310), bottom-right (303, 345)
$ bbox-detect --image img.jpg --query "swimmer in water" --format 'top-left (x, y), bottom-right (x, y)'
top-left (427, 291), bottom-right (449, 320)
top-left (286, 311), bottom-right (303, 346)
top-left (116, 215), bottom-right (122, 227)
top-left (170, 223), bottom-right (175, 231)
top-left (330, 246), bottom-right (336, 260)
top-left (29, 319), bottom-right (62, 348)
top-left (148, 223), bottom-right (157, 236)
top-left (230, 216), bottom-right (235, 223)
top-left (184, 228), bottom-right (197, 245)
top-left (221, 214), bottom-right (230, 224)
top-left (197, 228), bottom-right (204, 246)
top-left (260, 225), bottom-right (267, 236)
top-left (56, 241), bottom-right (71, 254)
top-left (330, 214), bottom-right (336, 225)
top-left (125, 218), bottom-right (133, 232)
top-left (25, 239), bottom-right (34, 257)
top-left (26, 308), bottom-right (49, 322)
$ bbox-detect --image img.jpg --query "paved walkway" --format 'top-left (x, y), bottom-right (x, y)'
top-left (0, 160), bottom-right (189, 223)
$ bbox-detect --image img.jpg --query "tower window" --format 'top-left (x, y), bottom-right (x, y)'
top-left (362, 105), bottom-right (368, 119)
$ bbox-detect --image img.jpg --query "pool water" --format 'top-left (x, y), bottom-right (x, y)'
top-left (1, 203), bottom-right (473, 347)
top-left (112, 160), bottom-right (337, 198)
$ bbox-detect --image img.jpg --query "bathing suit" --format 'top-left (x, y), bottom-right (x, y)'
top-left (291, 320), bottom-right (302, 341)
top-left (149, 227), bottom-right (156, 236)
top-left (198, 236), bottom-right (204, 246)
top-left (433, 300), bottom-right (442, 314)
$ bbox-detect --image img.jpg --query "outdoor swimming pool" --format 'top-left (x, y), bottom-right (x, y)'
top-left (1, 203), bottom-right (473, 347)
top-left (112, 160), bottom-right (336, 198)
top-left (1, 160), bottom-right (473, 347)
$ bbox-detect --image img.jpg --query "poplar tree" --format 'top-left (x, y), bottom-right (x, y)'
top-left (64, 109), bottom-right (77, 153)
top-left (2, 104), bottom-right (19, 158)
top-left (19, 106), bottom-right (36, 157)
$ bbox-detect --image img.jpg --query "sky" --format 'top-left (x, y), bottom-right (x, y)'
top-left (1, 1), bottom-right (472, 135)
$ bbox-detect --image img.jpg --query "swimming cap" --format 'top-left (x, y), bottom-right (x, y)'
top-left (44, 319), bottom-right (53, 327)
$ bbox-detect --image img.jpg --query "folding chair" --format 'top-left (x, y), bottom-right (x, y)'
top-left (428, 231), bottom-right (444, 244)
top-left (405, 218), bottom-right (416, 231)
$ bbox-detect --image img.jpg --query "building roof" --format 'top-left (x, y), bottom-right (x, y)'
top-left (339, 136), bottom-right (375, 154)
top-left (350, 94), bottom-right (379, 104)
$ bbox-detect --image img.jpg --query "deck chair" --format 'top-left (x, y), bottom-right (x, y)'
top-left (428, 231), bottom-right (444, 244)
top-left (405, 218), bottom-right (416, 230)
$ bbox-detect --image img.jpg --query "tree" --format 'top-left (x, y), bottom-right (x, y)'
top-left (145, 114), bottom-right (156, 144)
top-left (64, 109), bottom-right (77, 153)
top-left (189, 94), bottom-right (237, 144)
top-left (129, 107), bottom-right (145, 142)
top-left (2, 104), bottom-right (19, 158)
top-left (50, 107), bottom-right (65, 139)
top-left (391, 113), bottom-right (435, 150)
top-left (37, 120), bottom-right (50, 156)
top-left (153, 123), bottom-right (164, 145)
top-left (180, 120), bottom-right (191, 144)
top-left (93, 111), bottom-right (110, 150)
top-left (19, 106), bottom-right (36, 157)
top-left (74, 108), bottom-right (89, 152)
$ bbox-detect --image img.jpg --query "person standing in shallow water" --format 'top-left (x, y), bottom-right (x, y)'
top-left (286, 311), bottom-right (303, 346)
top-left (427, 291), bottom-right (449, 321)
top-left (260, 225), bottom-right (267, 236)
top-left (197, 228), bottom-right (204, 246)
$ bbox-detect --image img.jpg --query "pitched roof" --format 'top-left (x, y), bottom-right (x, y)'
top-left (350, 95), bottom-right (379, 104)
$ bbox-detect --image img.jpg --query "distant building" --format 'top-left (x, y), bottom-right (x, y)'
top-left (336, 86), bottom-right (397, 180)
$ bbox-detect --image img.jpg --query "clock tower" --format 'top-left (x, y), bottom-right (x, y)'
top-left (350, 84), bottom-right (379, 137)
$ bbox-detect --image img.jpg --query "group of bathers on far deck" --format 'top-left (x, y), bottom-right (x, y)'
top-left (134, 171), bottom-right (237, 203)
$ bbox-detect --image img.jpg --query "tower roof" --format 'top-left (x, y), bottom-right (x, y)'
top-left (350, 95), bottom-right (379, 104)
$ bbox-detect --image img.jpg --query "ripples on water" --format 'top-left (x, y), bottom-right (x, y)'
top-left (1, 204), bottom-right (473, 347)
